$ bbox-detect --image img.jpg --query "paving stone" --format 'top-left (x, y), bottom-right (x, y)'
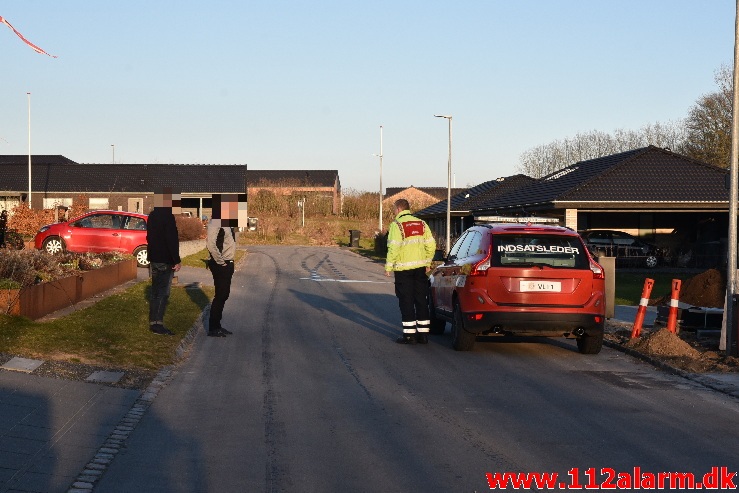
top-left (85, 371), bottom-right (124, 384)
top-left (1, 357), bottom-right (44, 373)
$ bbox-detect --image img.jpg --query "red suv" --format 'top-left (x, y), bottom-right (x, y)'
top-left (34, 210), bottom-right (150, 267)
top-left (429, 220), bottom-right (605, 353)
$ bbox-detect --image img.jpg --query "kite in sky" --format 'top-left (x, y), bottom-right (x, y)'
top-left (0, 15), bottom-right (57, 58)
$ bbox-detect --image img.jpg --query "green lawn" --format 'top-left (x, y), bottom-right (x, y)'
top-left (181, 248), bottom-right (245, 268)
top-left (0, 281), bottom-right (214, 369)
top-left (614, 271), bottom-right (686, 306)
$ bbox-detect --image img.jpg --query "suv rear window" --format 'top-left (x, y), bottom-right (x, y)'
top-left (492, 234), bottom-right (589, 269)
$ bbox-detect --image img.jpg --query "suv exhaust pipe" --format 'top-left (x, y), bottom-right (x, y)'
top-left (573, 327), bottom-right (585, 337)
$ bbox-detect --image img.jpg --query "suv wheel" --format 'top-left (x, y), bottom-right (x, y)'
top-left (645, 255), bottom-right (658, 268)
top-left (576, 332), bottom-right (603, 354)
top-left (451, 302), bottom-right (476, 351)
top-left (428, 294), bottom-right (446, 335)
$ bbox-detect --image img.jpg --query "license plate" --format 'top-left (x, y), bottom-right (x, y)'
top-left (520, 280), bottom-right (561, 292)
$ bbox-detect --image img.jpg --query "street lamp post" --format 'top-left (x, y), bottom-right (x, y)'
top-left (373, 125), bottom-right (384, 232)
top-left (435, 114), bottom-right (452, 254)
top-left (724, 0), bottom-right (739, 356)
top-left (111, 144), bottom-right (115, 164)
top-left (27, 92), bottom-right (31, 209)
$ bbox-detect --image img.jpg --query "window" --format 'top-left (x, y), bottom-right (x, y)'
top-left (611, 232), bottom-right (635, 246)
top-left (448, 232), bottom-right (468, 259)
top-left (75, 213), bottom-right (117, 229)
top-left (89, 197), bottom-right (109, 210)
top-left (587, 231), bottom-right (611, 244)
top-left (125, 216), bottom-right (147, 230)
top-left (43, 197), bottom-right (72, 209)
top-left (458, 231), bottom-right (482, 259)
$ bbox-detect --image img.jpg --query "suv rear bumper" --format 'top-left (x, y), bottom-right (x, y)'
top-left (462, 311), bottom-right (604, 337)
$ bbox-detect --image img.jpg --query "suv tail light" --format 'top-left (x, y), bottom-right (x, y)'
top-left (470, 248), bottom-right (492, 277)
top-left (590, 259), bottom-right (604, 279)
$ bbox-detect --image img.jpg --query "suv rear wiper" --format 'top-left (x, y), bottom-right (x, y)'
top-left (504, 262), bottom-right (541, 268)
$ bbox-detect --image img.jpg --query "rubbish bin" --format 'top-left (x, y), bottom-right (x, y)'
top-left (349, 229), bottom-right (361, 248)
top-left (247, 217), bottom-right (258, 231)
top-left (374, 232), bottom-right (388, 255)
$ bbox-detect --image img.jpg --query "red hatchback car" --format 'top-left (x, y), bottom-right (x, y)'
top-left (429, 220), bottom-right (605, 353)
top-left (34, 210), bottom-right (149, 267)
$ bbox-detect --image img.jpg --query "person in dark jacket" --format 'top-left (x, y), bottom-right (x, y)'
top-left (146, 188), bottom-right (181, 335)
top-left (0, 210), bottom-right (7, 248)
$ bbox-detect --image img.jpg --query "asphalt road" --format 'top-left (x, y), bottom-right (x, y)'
top-left (96, 246), bottom-right (739, 492)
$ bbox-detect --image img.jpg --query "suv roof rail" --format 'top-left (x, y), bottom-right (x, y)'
top-left (474, 216), bottom-right (560, 225)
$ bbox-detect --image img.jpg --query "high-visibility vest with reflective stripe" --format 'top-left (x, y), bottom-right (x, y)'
top-left (385, 211), bottom-right (436, 272)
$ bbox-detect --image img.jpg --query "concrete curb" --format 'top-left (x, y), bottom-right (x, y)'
top-left (603, 339), bottom-right (739, 399)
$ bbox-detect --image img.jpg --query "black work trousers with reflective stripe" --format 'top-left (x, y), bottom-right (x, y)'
top-left (393, 267), bottom-right (431, 334)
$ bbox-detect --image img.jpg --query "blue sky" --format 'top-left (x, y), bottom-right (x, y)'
top-left (0, 1), bottom-right (734, 192)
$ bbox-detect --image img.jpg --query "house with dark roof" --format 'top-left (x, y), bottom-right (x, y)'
top-left (0, 155), bottom-right (248, 218)
top-left (417, 146), bottom-right (730, 266)
top-left (0, 156), bottom-right (342, 217)
top-left (475, 146), bottom-right (728, 231)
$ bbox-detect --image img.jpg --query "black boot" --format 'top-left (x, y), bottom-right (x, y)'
top-left (416, 333), bottom-right (428, 344)
top-left (396, 334), bottom-right (416, 344)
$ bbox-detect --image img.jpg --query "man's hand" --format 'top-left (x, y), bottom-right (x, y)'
top-left (173, 263), bottom-right (182, 272)
top-left (385, 271), bottom-right (392, 277)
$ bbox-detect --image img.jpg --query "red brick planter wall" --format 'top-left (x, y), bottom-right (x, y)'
top-left (0, 259), bottom-right (137, 320)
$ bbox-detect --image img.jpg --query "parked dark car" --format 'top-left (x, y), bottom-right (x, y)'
top-left (580, 229), bottom-right (660, 268)
top-left (34, 210), bottom-right (149, 267)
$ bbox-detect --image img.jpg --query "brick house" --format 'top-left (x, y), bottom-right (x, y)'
top-left (246, 170), bottom-right (341, 215)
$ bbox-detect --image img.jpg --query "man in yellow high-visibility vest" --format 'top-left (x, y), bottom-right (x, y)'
top-left (385, 199), bottom-right (437, 344)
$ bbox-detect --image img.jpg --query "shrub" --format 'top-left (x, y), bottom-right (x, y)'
top-left (0, 250), bottom-right (129, 289)
top-left (175, 216), bottom-right (205, 241)
top-left (7, 196), bottom-right (89, 236)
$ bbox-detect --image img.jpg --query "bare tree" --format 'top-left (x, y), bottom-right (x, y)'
top-left (679, 64), bottom-right (733, 168)
top-left (517, 122), bottom-right (686, 178)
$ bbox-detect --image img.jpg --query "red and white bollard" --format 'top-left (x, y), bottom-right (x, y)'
top-left (666, 279), bottom-right (682, 334)
top-left (631, 278), bottom-right (654, 339)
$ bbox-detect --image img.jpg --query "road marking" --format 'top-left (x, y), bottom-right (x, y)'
top-left (299, 277), bottom-right (390, 283)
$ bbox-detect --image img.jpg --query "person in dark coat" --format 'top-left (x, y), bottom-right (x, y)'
top-left (0, 210), bottom-right (7, 248)
top-left (146, 188), bottom-right (181, 335)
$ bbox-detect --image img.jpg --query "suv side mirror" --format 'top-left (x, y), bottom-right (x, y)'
top-left (433, 249), bottom-right (446, 262)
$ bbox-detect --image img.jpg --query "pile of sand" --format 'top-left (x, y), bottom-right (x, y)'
top-left (626, 328), bottom-right (702, 359)
top-left (652, 269), bottom-right (726, 308)
top-left (679, 269), bottom-right (726, 308)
